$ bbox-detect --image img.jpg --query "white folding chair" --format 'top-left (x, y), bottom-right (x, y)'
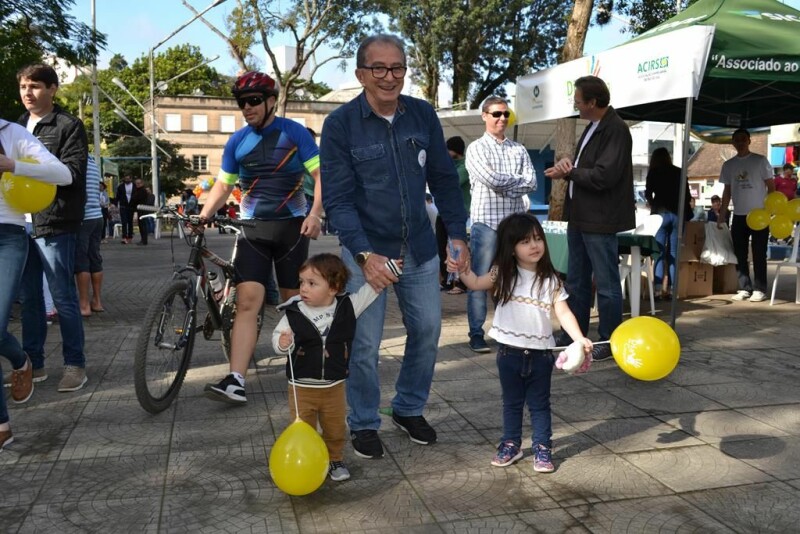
top-left (770, 222), bottom-right (800, 305)
top-left (621, 214), bottom-right (662, 315)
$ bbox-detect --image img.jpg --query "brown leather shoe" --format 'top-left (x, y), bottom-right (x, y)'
top-left (11, 356), bottom-right (33, 404)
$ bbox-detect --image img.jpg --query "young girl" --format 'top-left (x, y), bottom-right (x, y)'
top-left (450, 213), bottom-right (591, 472)
top-left (273, 253), bottom-right (396, 482)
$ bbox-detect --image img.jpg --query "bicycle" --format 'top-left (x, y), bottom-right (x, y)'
top-left (133, 205), bottom-right (265, 414)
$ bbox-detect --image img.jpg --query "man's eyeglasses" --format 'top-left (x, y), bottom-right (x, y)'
top-left (360, 65), bottom-right (408, 79)
top-left (237, 95), bottom-right (265, 109)
top-left (485, 111), bottom-right (511, 119)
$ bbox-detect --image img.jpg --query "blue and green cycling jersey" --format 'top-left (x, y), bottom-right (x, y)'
top-left (218, 116), bottom-right (320, 220)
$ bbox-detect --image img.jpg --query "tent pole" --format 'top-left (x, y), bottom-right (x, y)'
top-left (670, 95), bottom-right (695, 328)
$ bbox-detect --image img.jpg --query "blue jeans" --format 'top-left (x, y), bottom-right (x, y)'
top-left (731, 214), bottom-right (769, 293)
top-left (342, 247), bottom-right (441, 430)
top-left (0, 225), bottom-right (30, 424)
top-left (496, 344), bottom-right (554, 449)
top-left (654, 210), bottom-right (679, 291)
top-left (467, 222), bottom-right (498, 339)
top-left (19, 233), bottom-right (86, 369)
top-left (565, 229), bottom-right (622, 341)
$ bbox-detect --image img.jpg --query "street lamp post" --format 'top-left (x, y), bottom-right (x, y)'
top-left (148, 0), bottom-right (227, 206)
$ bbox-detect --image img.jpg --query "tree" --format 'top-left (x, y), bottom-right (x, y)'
top-left (595, 0), bottom-right (698, 34)
top-left (0, 0), bottom-right (107, 119)
top-left (548, 0), bottom-right (594, 221)
top-left (185, 0), bottom-right (380, 115)
top-left (376, 0), bottom-right (570, 109)
top-left (108, 136), bottom-right (197, 197)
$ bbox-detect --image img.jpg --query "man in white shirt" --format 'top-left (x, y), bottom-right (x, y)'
top-left (718, 128), bottom-right (775, 302)
top-left (465, 96), bottom-right (536, 353)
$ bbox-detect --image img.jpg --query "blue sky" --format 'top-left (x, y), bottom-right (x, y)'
top-left (72, 0), bottom-right (800, 92)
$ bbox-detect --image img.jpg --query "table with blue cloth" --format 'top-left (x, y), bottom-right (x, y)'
top-left (543, 222), bottom-right (660, 317)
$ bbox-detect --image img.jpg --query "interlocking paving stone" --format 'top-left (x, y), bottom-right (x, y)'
top-left (682, 482), bottom-right (800, 532)
top-left (572, 416), bottom-right (704, 453)
top-left (623, 444), bottom-right (774, 492)
top-left (4, 234), bottom-right (800, 531)
top-left (564, 495), bottom-right (734, 533)
top-left (656, 410), bottom-right (790, 445)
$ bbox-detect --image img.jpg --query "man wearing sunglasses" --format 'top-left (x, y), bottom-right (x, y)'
top-left (320, 34), bottom-right (469, 459)
top-left (464, 96), bottom-right (536, 354)
top-left (199, 71), bottom-right (323, 404)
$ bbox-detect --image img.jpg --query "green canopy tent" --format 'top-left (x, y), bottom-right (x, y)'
top-left (619, 0), bottom-right (800, 128)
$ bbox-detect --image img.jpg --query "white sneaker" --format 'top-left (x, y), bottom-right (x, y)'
top-left (749, 290), bottom-right (767, 302)
top-left (731, 290), bottom-right (751, 301)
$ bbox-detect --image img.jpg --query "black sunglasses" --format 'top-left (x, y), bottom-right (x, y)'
top-left (237, 95), bottom-right (265, 109)
top-left (486, 110), bottom-right (511, 118)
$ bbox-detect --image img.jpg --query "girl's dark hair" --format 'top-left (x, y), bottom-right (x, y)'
top-left (649, 147), bottom-right (672, 169)
top-left (492, 213), bottom-right (559, 305)
top-left (299, 253), bottom-right (349, 293)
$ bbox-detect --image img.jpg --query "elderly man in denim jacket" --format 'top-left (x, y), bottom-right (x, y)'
top-left (321, 34), bottom-right (469, 460)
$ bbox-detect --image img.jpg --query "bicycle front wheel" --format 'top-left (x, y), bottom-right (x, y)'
top-left (134, 279), bottom-right (197, 413)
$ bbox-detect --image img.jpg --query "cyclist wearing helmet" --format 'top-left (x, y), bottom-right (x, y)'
top-left (200, 71), bottom-right (323, 404)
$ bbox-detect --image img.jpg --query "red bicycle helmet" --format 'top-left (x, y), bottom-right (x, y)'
top-left (231, 71), bottom-right (278, 97)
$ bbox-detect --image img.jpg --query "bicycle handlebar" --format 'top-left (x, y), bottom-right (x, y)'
top-left (148, 204), bottom-right (255, 228)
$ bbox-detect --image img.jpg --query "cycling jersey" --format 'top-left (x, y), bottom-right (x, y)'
top-left (218, 117), bottom-right (320, 220)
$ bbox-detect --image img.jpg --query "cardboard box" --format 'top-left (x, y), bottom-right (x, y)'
top-left (677, 261), bottom-right (713, 298)
top-left (678, 242), bottom-right (699, 262)
top-left (713, 264), bottom-right (738, 294)
top-left (683, 221), bottom-right (706, 259)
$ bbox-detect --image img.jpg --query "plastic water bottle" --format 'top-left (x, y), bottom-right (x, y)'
top-left (208, 271), bottom-right (224, 301)
top-left (447, 240), bottom-right (460, 285)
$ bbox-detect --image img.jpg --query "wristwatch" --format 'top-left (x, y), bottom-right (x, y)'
top-left (355, 251), bottom-right (372, 266)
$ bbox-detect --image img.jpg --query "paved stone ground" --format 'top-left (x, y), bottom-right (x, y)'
top-left (3, 231), bottom-right (800, 533)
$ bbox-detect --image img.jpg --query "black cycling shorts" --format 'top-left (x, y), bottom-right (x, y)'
top-left (234, 217), bottom-right (309, 289)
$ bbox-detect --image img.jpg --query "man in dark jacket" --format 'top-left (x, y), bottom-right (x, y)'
top-left (16, 63), bottom-right (89, 392)
top-left (544, 75), bottom-right (635, 361)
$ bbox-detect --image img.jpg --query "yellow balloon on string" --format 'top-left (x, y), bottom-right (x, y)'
top-left (0, 157), bottom-right (56, 213)
top-left (269, 419), bottom-right (329, 495)
top-left (507, 108), bottom-right (517, 128)
top-left (769, 214), bottom-right (794, 240)
top-left (609, 317), bottom-right (681, 381)
top-left (764, 191), bottom-right (788, 215)
top-left (746, 208), bottom-right (770, 231)
top-left (784, 198), bottom-right (800, 222)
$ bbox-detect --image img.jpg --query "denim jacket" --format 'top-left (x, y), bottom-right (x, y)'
top-left (321, 93), bottom-right (468, 261)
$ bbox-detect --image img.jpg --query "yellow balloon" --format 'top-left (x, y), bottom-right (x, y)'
top-left (785, 198), bottom-right (800, 222)
top-left (269, 420), bottom-right (329, 495)
top-left (746, 208), bottom-right (770, 231)
top-left (507, 108), bottom-right (517, 128)
top-left (0, 157), bottom-right (56, 214)
top-left (769, 214), bottom-right (794, 240)
top-left (764, 191), bottom-right (788, 215)
top-left (609, 317), bottom-right (681, 381)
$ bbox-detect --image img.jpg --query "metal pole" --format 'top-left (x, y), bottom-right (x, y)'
top-left (91, 0), bottom-right (102, 167)
top-left (670, 96), bottom-right (694, 328)
top-left (149, 49), bottom-right (159, 208)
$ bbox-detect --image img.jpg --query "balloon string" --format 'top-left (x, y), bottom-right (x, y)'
top-left (286, 342), bottom-right (301, 423)
top-left (550, 340), bottom-right (610, 351)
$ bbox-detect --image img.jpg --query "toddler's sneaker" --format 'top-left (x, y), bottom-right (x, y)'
top-left (749, 290), bottom-right (767, 302)
top-left (533, 444), bottom-right (555, 473)
top-left (731, 290), bottom-right (751, 301)
top-left (328, 461), bottom-right (351, 481)
top-left (491, 440), bottom-right (523, 467)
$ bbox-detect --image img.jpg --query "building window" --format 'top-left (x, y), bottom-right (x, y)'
top-left (220, 115), bottom-right (236, 133)
top-left (192, 155), bottom-right (208, 172)
top-left (192, 114), bottom-right (208, 132)
top-left (165, 114), bottom-right (181, 132)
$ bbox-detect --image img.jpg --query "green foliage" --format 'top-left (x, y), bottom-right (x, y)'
top-left (107, 136), bottom-right (197, 197)
top-left (0, 0), bottom-right (107, 120)
top-left (376, 0), bottom-right (570, 109)
top-left (596, 0), bottom-right (700, 35)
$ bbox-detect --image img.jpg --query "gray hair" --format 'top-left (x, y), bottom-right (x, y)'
top-left (356, 34), bottom-right (406, 67)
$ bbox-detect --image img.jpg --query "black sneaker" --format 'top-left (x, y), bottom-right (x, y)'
top-left (392, 413), bottom-right (437, 445)
top-left (350, 429), bottom-right (384, 459)
top-left (204, 374), bottom-right (246, 404)
top-left (591, 344), bottom-right (613, 361)
top-left (468, 335), bottom-right (491, 353)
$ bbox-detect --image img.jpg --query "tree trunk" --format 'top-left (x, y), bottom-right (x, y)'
top-left (549, 0), bottom-right (593, 221)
